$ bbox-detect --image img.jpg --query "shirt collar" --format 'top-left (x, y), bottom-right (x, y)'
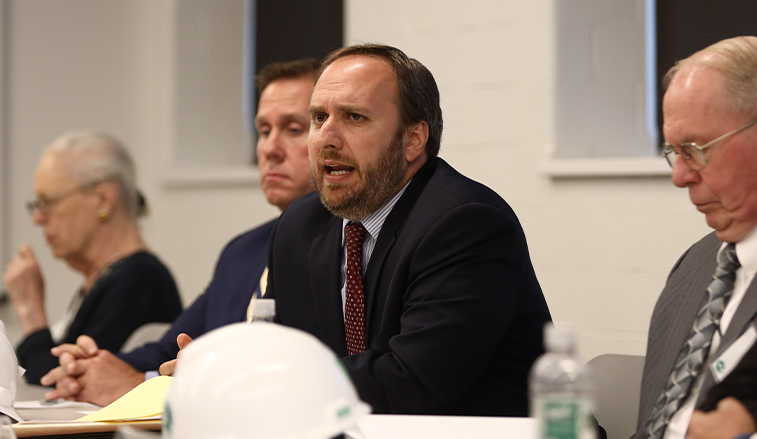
top-left (341, 179), bottom-right (411, 242)
top-left (723, 225), bottom-right (757, 274)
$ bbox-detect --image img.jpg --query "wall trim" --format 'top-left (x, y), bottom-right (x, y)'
top-left (161, 165), bottom-right (260, 189)
top-left (538, 156), bottom-right (671, 178)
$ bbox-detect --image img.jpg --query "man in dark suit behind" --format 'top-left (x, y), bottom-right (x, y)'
top-left (265, 44), bottom-right (551, 416)
top-left (631, 36), bottom-right (757, 439)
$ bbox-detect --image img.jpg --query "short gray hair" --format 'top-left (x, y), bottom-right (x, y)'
top-left (46, 131), bottom-right (146, 218)
top-left (664, 36), bottom-right (757, 118)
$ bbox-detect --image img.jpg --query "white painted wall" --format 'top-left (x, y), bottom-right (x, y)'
top-left (0, 0), bottom-right (714, 362)
top-left (0, 0), bottom-right (278, 344)
top-left (342, 0), bottom-right (711, 361)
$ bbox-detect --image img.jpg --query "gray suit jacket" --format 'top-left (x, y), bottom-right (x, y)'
top-left (632, 232), bottom-right (757, 438)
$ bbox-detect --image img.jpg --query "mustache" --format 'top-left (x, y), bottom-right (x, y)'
top-left (317, 150), bottom-right (357, 168)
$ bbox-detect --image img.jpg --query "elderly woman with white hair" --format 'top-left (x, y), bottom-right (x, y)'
top-left (3, 131), bottom-right (182, 385)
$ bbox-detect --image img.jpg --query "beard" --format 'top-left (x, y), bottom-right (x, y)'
top-left (311, 128), bottom-right (407, 222)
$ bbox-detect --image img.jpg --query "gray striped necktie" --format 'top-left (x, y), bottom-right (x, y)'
top-left (645, 243), bottom-right (740, 439)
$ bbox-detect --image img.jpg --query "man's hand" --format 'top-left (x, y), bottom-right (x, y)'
top-left (41, 335), bottom-right (101, 400)
top-left (42, 349), bottom-right (144, 407)
top-left (688, 397), bottom-right (757, 439)
top-left (159, 333), bottom-right (193, 376)
top-left (3, 244), bottom-right (47, 335)
top-left (53, 334), bottom-right (101, 366)
top-left (42, 335), bottom-right (143, 406)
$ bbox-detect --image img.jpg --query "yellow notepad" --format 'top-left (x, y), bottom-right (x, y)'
top-left (75, 376), bottom-right (173, 422)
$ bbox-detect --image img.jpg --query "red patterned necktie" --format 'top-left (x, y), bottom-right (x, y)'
top-left (344, 222), bottom-right (367, 355)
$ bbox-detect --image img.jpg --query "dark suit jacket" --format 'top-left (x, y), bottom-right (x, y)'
top-left (18, 252), bottom-right (182, 384)
top-left (266, 158), bottom-right (551, 416)
top-left (120, 220), bottom-right (275, 372)
top-left (632, 232), bottom-right (757, 438)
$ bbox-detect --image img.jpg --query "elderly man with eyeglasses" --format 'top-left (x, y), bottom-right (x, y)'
top-left (630, 36), bottom-right (757, 439)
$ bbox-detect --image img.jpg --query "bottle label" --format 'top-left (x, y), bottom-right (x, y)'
top-left (535, 396), bottom-right (595, 439)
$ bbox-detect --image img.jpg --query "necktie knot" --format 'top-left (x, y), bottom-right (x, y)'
top-left (709, 244), bottom-right (740, 313)
top-left (718, 243), bottom-right (740, 273)
top-left (345, 223), bottom-right (367, 259)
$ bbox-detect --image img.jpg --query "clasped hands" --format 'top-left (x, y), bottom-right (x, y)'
top-left (40, 333), bottom-right (193, 407)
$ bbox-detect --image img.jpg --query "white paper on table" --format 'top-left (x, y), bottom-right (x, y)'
top-left (14, 400), bottom-right (99, 410)
top-left (349, 414), bottom-right (536, 439)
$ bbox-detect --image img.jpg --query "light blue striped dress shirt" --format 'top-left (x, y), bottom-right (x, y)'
top-left (339, 181), bottom-right (411, 315)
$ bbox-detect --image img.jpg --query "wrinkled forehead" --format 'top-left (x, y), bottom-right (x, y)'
top-left (325, 55), bottom-right (397, 87)
top-left (256, 77), bottom-right (314, 122)
top-left (312, 55), bottom-right (401, 111)
top-left (664, 65), bottom-right (730, 119)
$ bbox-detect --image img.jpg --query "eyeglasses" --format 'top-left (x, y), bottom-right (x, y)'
top-left (662, 120), bottom-right (757, 170)
top-left (25, 181), bottom-right (102, 216)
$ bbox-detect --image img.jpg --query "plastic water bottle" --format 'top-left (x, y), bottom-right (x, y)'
top-left (530, 325), bottom-right (596, 439)
top-left (250, 298), bottom-right (276, 323)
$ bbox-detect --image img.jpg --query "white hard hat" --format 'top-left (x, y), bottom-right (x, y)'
top-left (163, 322), bottom-right (370, 439)
top-left (0, 320), bottom-right (23, 422)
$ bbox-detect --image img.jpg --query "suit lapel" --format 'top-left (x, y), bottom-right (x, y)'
top-left (639, 233), bottom-right (720, 422)
top-left (362, 159), bottom-right (437, 339)
top-left (309, 216), bottom-right (349, 356)
top-left (657, 267), bottom-right (714, 380)
top-left (719, 282), bottom-right (757, 352)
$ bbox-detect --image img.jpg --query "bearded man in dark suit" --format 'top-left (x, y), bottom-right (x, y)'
top-left (265, 44), bottom-right (551, 416)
